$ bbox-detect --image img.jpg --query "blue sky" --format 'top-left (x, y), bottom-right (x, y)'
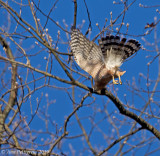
top-left (0, 0), bottom-right (160, 155)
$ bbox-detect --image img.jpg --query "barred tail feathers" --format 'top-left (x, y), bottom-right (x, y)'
top-left (98, 35), bottom-right (141, 69)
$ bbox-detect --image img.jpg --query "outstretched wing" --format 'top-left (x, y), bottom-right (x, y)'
top-left (70, 29), bottom-right (104, 78)
top-left (98, 35), bottom-right (141, 69)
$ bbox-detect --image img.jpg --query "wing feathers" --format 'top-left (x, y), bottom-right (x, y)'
top-left (70, 30), bottom-right (141, 77)
top-left (70, 29), bottom-right (104, 78)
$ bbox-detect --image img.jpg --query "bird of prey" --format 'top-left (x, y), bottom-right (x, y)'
top-left (70, 28), bottom-right (141, 91)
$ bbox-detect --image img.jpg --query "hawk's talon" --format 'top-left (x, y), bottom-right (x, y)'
top-left (119, 80), bottom-right (122, 85)
top-left (116, 71), bottom-right (125, 85)
top-left (113, 80), bottom-right (119, 85)
top-left (118, 75), bottom-right (122, 85)
top-left (112, 76), bottom-right (119, 85)
top-left (118, 76), bottom-right (122, 85)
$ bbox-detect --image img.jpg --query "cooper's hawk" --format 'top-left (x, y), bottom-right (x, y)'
top-left (70, 28), bottom-right (141, 91)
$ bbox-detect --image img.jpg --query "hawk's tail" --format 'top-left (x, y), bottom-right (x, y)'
top-left (98, 35), bottom-right (141, 60)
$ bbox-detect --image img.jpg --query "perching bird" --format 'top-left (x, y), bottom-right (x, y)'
top-left (70, 28), bottom-right (141, 91)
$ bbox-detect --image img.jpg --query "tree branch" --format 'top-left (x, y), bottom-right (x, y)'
top-left (97, 127), bottom-right (143, 156)
top-left (73, 0), bottom-right (77, 28)
top-left (0, 35), bottom-right (17, 144)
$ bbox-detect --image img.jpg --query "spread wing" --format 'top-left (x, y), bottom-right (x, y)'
top-left (70, 29), bottom-right (104, 78)
top-left (98, 35), bottom-right (141, 70)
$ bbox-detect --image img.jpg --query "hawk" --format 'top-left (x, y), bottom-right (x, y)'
top-left (70, 28), bottom-right (141, 91)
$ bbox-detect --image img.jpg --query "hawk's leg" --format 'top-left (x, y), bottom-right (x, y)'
top-left (112, 75), bottom-right (119, 85)
top-left (118, 75), bottom-right (122, 85)
top-left (116, 71), bottom-right (126, 85)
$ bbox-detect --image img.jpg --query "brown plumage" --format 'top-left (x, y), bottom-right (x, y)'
top-left (70, 28), bottom-right (141, 91)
